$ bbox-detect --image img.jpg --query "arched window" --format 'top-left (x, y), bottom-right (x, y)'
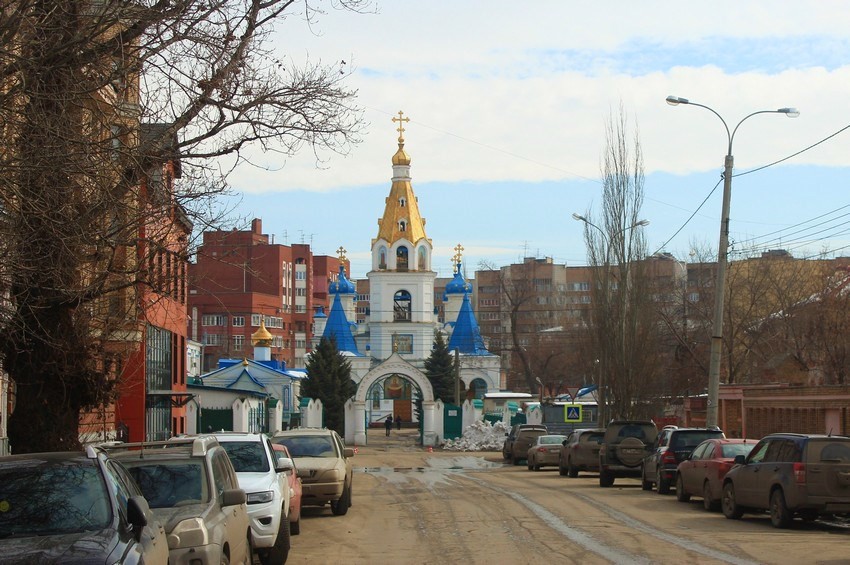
top-left (417, 246), bottom-right (427, 270)
top-left (399, 197), bottom-right (406, 207)
top-left (396, 246), bottom-right (408, 271)
top-left (378, 246), bottom-right (387, 270)
top-left (398, 219), bottom-right (407, 232)
top-left (393, 289), bottom-right (412, 321)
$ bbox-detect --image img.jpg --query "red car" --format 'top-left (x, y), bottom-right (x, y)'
top-left (273, 443), bottom-right (304, 534)
top-left (676, 438), bottom-right (756, 511)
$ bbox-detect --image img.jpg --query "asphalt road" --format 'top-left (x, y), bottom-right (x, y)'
top-left (283, 428), bottom-right (850, 564)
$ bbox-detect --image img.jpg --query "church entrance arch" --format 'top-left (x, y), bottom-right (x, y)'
top-left (347, 354), bottom-right (438, 447)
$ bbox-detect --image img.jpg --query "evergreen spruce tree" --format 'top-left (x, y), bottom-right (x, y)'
top-left (301, 337), bottom-right (357, 436)
top-left (424, 332), bottom-right (456, 403)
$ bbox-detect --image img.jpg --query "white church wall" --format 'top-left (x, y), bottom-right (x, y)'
top-left (433, 399), bottom-right (444, 443)
top-left (302, 398), bottom-right (323, 428)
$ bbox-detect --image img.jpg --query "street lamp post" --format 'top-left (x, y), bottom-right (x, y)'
top-left (572, 214), bottom-right (649, 426)
top-left (665, 95), bottom-right (798, 429)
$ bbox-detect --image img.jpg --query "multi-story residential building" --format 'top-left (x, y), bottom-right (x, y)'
top-left (188, 218), bottom-right (346, 371)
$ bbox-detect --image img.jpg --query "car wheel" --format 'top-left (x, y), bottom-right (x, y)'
top-left (770, 489), bottom-right (793, 529)
top-left (558, 457), bottom-right (568, 476)
top-left (527, 456), bottom-right (533, 470)
top-left (512, 455), bottom-right (519, 466)
top-left (265, 513), bottom-right (290, 564)
top-left (657, 469), bottom-right (671, 495)
top-left (599, 469), bottom-right (614, 488)
top-left (220, 551), bottom-right (230, 565)
top-left (676, 475), bottom-right (690, 502)
top-left (568, 458), bottom-right (579, 478)
top-left (722, 482), bottom-right (743, 520)
top-left (640, 466), bottom-right (652, 491)
top-left (703, 481), bottom-right (719, 511)
top-left (290, 515), bottom-right (300, 535)
top-left (331, 482), bottom-right (351, 516)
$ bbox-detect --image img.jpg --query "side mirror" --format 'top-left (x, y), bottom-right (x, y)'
top-left (275, 456), bottom-right (294, 473)
top-left (343, 447), bottom-right (355, 458)
top-left (221, 488), bottom-right (247, 507)
top-left (562, 440), bottom-right (568, 446)
top-left (127, 496), bottom-right (150, 541)
top-left (734, 454), bottom-right (746, 465)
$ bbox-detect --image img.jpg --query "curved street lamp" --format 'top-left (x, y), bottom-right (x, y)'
top-left (665, 95), bottom-right (799, 429)
top-left (572, 214), bottom-right (649, 425)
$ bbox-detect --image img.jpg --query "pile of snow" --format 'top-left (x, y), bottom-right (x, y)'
top-left (442, 420), bottom-right (510, 451)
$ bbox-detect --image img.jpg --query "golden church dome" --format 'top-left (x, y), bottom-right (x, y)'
top-left (251, 318), bottom-right (273, 346)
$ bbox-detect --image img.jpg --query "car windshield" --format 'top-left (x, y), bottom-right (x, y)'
top-left (539, 435), bottom-right (567, 445)
top-left (585, 433), bottom-right (605, 444)
top-left (0, 461), bottom-right (112, 538)
top-left (672, 431), bottom-right (724, 450)
top-left (276, 436), bottom-right (337, 458)
top-left (124, 460), bottom-right (209, 508)
top-left (721, 443), bottom-right (756, 458)
top-left (220, 441), bottom-right (269, 473)
top-left (808, 439), bottom-right (850, 463)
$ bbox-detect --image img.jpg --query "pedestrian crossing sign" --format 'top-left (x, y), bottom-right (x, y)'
top-left (564, 404), bottom-right (582, 423)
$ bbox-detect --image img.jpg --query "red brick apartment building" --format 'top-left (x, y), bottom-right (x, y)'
top-left (188, 219), bottom-right (347, 371)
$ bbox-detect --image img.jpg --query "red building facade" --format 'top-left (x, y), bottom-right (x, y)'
top-left (188, 219), bottom-right (346, 372)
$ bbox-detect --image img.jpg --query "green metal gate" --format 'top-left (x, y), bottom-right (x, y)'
top-left (442, 403), bottom-right (462, 442)
top-left (200, 408), bottom-right (233, 433)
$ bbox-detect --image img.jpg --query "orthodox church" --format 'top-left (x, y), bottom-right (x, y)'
top-left (312, 111), bottom-right (501, 445)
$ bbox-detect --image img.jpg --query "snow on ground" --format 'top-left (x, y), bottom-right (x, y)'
top-left (442, 420), bottom-right (510, 451)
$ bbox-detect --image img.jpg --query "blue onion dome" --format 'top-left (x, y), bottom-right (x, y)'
top-left (444, 262), bottom-right (472, 295)
top-left (329, 265), bottom-right (356, 295)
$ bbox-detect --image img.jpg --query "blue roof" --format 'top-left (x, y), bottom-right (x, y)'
top-left (444, 262), bottom-right (472, 296)
top-left (447, 293), bottom-right (488, 355)
top-left (322, 294), bottom-right (361, 354)
top-left (329, 265), bottom-right (356, 295)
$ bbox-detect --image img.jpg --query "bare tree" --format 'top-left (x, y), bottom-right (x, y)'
top-left (578, 105), bottom-right (659, 421)
top-left (0, 0), bottom-right (366, 451)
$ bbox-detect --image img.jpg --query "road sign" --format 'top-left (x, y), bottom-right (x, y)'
top-left (564, 404), bottom-right (582, 423)
top-left (564, 387), bottom-right (580, 401)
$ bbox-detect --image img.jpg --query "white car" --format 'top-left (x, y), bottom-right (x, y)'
top-left (213, 433), bottom-right (296, 565)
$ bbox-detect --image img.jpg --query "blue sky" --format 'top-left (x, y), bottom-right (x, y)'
top-left (221, 1), bottom-right (850, 279)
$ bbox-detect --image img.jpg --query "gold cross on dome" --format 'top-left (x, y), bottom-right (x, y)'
top-left (454, 243), bottom-right (464, 262)
top-left (337, 246), bottom-right (347, 261)
top-left (392, 110), bottom-right (410, 141)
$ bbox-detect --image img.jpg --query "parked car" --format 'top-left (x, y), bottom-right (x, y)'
top-left (273, 443), bottom-right (303, 533)
top-left (106, 436), bottom-right (253, 564)
top-left (676, 438), bottom-right (756, 510)
top-left (0, 447), bottom-right (169, 564)
top-left (213, 432), bottom-right (295, 564)
top-left (271, 428), bottom-right (354, 516)
top-left (526, 434), bottom-right (567, 471)
top-left (722, 433), bottom-right (850, 528)
top-left (641, 427), bottom-right (725, 494)
top-left (502, 424), bottom-right (548, 465)
top-left (598, 420), bottom-right (658, 487)
top-left (559, 428), bottom-right (605, 477)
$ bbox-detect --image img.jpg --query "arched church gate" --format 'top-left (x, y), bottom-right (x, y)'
top-left (346, 358), bottom-right (438, 447)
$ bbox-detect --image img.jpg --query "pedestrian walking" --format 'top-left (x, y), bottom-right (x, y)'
top-left (385, 415), bottom-right (393, 436)
top-left (396, 415), bottom-right (403, 430)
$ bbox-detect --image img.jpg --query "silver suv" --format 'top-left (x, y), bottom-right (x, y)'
top-left (271, 428), bottom-right (354, 516)
top-left (105, 436), bottom-right (253, 564)
top-left (213, 432), bottom-right (295, 565)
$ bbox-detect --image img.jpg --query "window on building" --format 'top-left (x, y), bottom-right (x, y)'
top-left (393, 289), bottom-right (412, 321)
top-left (251, 313), bottom-right (262, 326)
top-left (568, 282), bottom-right (590, 292)
top-left (232, 316), bottom-right (245, 327)
top-left (204, 333), bottom-right (222, 346)
top-left (232, 335), bottom-right (244, 351)
top-left (202, 314), bottom-right (226, 326)
top-left (392, 334), bottom-right (413, 354)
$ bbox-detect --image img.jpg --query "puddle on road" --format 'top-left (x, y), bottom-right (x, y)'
top-left (356, 457), bottom-right (503, 488)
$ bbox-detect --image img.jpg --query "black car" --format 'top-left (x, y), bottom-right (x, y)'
top-left (641, 426), bottom-right (725, 494)
top-left (0, 446), bottom-right (169, 564)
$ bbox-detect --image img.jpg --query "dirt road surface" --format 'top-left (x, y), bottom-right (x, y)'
top-left (284, 428), bottom-right (850, 565)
